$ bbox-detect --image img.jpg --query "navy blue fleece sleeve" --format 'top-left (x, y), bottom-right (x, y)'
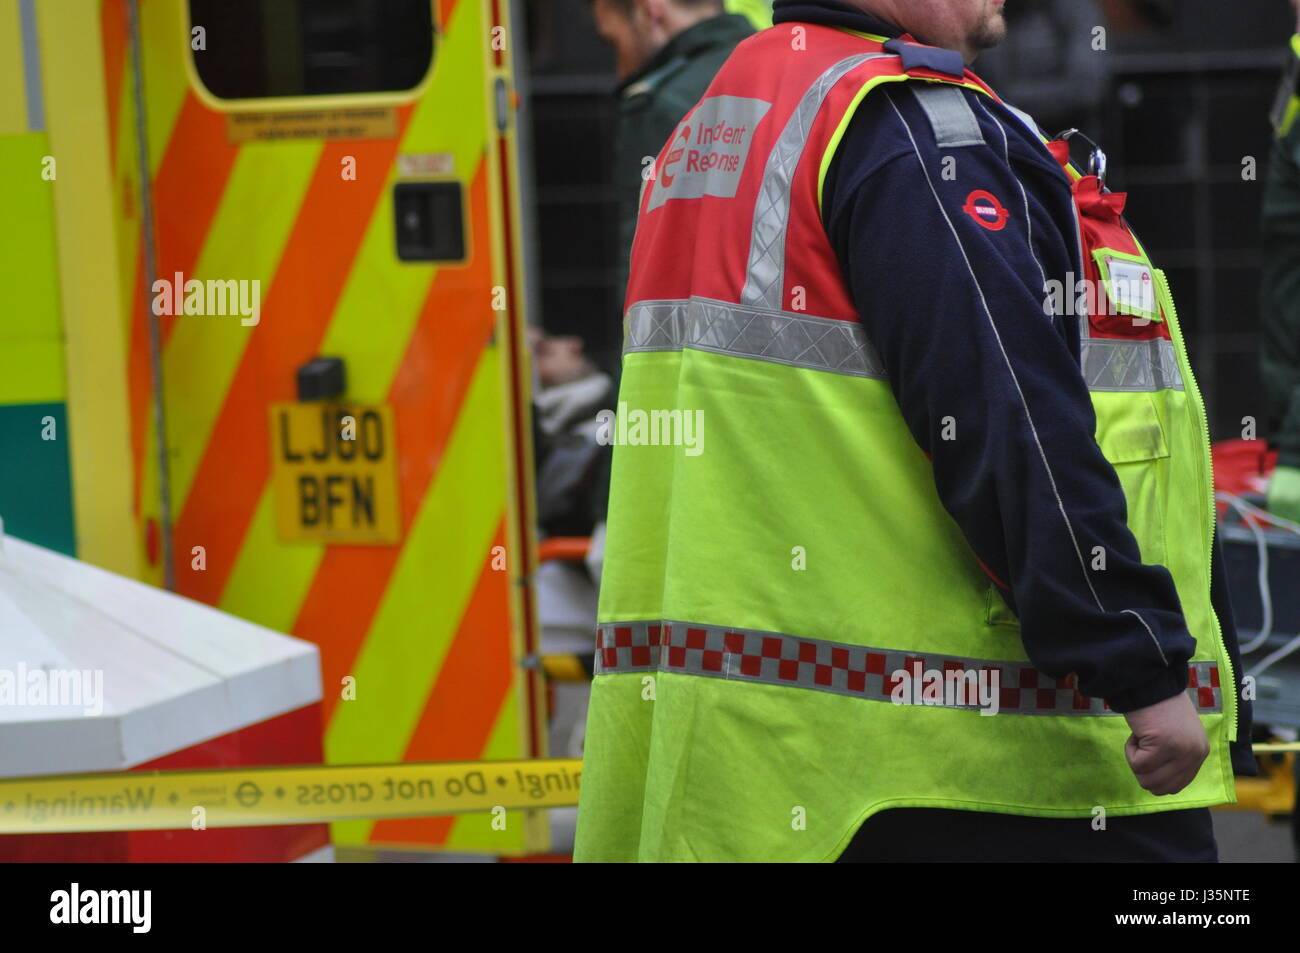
top-left (822, 84), bottom-right (1193, 712)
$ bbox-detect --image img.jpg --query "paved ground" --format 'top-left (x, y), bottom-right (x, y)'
top-left (1213, 810), bottom-right (1296, 863)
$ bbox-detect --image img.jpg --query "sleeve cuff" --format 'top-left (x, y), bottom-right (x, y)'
top-left (1104, 662), bottom-right (1190, 714)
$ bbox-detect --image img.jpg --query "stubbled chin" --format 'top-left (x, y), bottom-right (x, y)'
top-left (973, 17), bottom-right (1008, 51)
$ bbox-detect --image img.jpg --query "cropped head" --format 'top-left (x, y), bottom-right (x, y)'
top-left (855, 0), bottom-right (1008, 63)
top-left (590, 0), bottom-right (727, 79)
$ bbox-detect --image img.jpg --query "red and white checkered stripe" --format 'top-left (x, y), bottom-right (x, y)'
top-left (594, 621), bottom-right (1222, 715)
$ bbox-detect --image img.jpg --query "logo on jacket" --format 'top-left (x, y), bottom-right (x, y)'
top-left (962, 190), bottom-right (1010, 231)
top-left (660, 126), bottom-right (690, 188)
top-left (645, 95), bottom-right (771, 213)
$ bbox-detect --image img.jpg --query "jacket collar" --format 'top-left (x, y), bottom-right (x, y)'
top-left (772, 0), bottom-right (904, 39)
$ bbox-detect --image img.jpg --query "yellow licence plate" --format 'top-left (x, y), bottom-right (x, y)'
top-left (269, 403), bottom-right (401, 544)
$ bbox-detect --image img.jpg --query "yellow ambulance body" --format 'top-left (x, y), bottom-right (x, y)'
top-left (0, 0), bottom-right (547, 855)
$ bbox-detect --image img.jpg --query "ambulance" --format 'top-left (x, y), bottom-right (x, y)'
top-left (1, 0), bottom-right (546, 856)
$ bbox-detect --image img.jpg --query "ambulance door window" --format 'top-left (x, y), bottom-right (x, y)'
top-left (188, 0), bottom-right (434, 100)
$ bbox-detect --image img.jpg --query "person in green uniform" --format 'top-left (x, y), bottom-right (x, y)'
top-left (582, 0), bottom-right (758, 567)
top-left (1259, 0), bottom-right (1300, 862)
top-left (1263, 2), bottom-right (1300, 524)
top-left (589, 0), bottom-right (758, 298)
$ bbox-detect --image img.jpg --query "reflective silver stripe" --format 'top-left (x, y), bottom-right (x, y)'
top-left (1082, 337), bottom-right (1184, 392)
top-left (910, 84), bottom-right (985, 148)
top-left (624, 296), bottom-right (1184, 394)
top-left (19, 0), bottom-right (43, 132)
top-left (624, 296), bottom-right (887, 379)
top-left (741, 53), bottom-right (889, 311)
top-left (595, 621), bottom-right (1224, 715)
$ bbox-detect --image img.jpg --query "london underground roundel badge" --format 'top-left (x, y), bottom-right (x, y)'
top-left (963, 190), bottom-right (1010, 231)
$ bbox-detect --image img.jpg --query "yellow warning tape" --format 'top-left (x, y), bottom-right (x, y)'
top-left (0, 758), bottom-right (582, 835)
top-left (2, 744), bottom-right (1294, 835)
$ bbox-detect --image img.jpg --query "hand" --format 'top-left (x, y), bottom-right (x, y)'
top-left (1123, 691), bottom-right (1210, 796)
top-left (1268, 464), bottom-right (1300, 526)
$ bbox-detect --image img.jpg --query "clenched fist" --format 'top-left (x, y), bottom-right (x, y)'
top-left (1123, 691), bottom-right (1210, 796)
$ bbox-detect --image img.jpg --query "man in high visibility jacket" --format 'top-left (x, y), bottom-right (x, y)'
top-left (576, 0), bottom-right (1256, 862)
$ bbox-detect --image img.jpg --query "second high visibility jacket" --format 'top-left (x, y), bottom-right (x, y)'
top-left (577, 20), bottom-right (1245, 862)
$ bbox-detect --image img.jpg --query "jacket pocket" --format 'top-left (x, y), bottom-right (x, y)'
top-left (1095, 393), bottom-right (1171, 568)
top-left (981, 397), bottom-right (1170, 627)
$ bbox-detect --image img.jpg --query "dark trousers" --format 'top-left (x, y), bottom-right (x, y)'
top-left (836, 807), bottom-right (1218, 862)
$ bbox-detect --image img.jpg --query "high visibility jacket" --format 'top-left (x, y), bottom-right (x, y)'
top-left (576, 24), bottom-right (1237, 862)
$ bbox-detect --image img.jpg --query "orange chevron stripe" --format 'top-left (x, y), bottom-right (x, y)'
top-left (100, 0), bottom-right (128, 173)
top-left (369, 521), bottom-right (513, 845)
top-left (151, 93), bottom-right (241, 342)
top-left (171, 110), bottom-right (414, 604)
top-left (438, 0), bottom-right (460, 30)
top-left (301, 163), bottom-right (494, 726)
